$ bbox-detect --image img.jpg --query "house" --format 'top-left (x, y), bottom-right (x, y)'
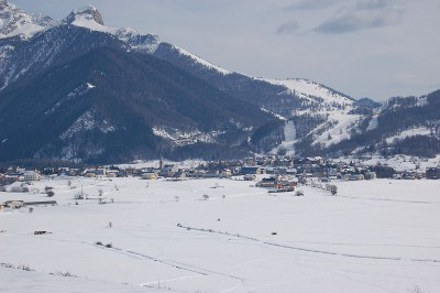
top-left (174, 172), bottom-right (187, 180)
top-left (168, 172), bottom-right (187, 181)
top-left (0, 174), bottom-right (19, 185)
top-left (142, 173), bottom-right (158, 180)
top-left (84, 171), bottom-right (97, 178)
top-left (106, 170), bottom-right (118, 178)
top-left (68, 169), bottom-right (80, 176)
top-left (5, 166), bottom-right (22, 180)
top-left (23, 171), bottom-right (41, 182)
top-left (25, 201), bottom-right (57, 207)
top-left (306, 157), bottom-right (324, 165)
top-left (58, 167), bottom-right (70, 173)
top-left (221, 169), bottom-right (232, 178)
top-left (240, 166), bottom-right (265, 175)
top-left (351, 174), bottom-right (364, 181)
top-left (42, 167), bottom-right (56, 175)
top-left (364, 172), bottom-right (376, 180)
top-left (96, 168), bottom-right (107, 176)
top-left (203, 171), bottom-right (221, 178)
top-left (187, 170), bottom-right (205, 178)
top-left (3, 200), bottom-right (25, 209)
top-left (273, 167), bottom-right (287, 175)
top-left (268, 177), bottom-right (297, 193)
top-left (402, 172), bottom-right (417, 180)
top-left (342, 174), bottom-right (352, 181)
top-left (244, 174), bottom-right (256, 181)
top-left (273, 180), bottom-right (296, 192)
top-left (256, 175), bottom-right (282, 188)
top-left (286, 168), bottom-right (297, 175)
top-left (161, 164), bottom-right (179, 177)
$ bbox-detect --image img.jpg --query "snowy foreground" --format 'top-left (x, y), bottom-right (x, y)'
top-left (1, 177), bottom-right (440, 293)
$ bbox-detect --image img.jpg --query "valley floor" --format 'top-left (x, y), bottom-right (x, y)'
top-left (1, 177), bottom-right (440, 293)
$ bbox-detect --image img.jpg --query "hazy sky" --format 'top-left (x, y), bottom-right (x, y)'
top-left (14, 0), bottom-right (440, 100)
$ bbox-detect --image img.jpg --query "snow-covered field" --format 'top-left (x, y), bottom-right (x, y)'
top-left (1, 177), bottom-right (440, 293)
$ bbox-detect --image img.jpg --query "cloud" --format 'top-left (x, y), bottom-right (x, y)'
top-left (314, 0), bottom-right (404, 34)
top-left (315, 11), bottom-right (402, 33)
top-left (276, 20), bottom-right (300, 34)
top-left (355, 0), bottom-right (389, 10)
top-left (288, 0), bottom-right (397, 11)
top-left (286, 0), bottom-right (340, 10)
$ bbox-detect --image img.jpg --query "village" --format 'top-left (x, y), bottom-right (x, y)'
top-left (1, 156), bottom-right (439, 184)
top-left (1, 155), bottom-right (439, 209)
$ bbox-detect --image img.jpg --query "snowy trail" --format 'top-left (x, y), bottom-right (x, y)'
top-left (93, 242), bottom-right (247, 284)
top-left (282, 239), bottom-right (440, 250)
top-left (178, 225), bottom-right (440, 264)
top-left (140, 275), bottom-right (198, 286)
top-left (126, 250), bottom-right (247, 292)
top-left (35, 234), bottom-right (247, 291)
top-left (339, 195), bottom-right (432, 204)
top-left (33, 235), bottom-right (209, 277)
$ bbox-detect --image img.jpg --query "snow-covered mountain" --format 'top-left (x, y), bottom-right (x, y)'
top-left (264, 78), bottom-right (354, 110)
top-left (0, 3), bottom-right (228, 89)
top-left (266, 80), bottom-right (440, 159)
top-left (261, 78), bottom-right (359, 154)
top-left (344, 91), bottom-right (440, 158)
top-left (0, 1), bottom-right (438, 162)
top-left (0, 0), bottom-right (45, 39)
top-left (65, 5), bottom-right (104, 28)
top-left (0, 2), bottom-right (274, 163)
top-left (60, 5), bottom-right (228, 72)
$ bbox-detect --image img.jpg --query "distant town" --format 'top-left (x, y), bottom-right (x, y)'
top-left (2, 156), bottom-right (439, 195)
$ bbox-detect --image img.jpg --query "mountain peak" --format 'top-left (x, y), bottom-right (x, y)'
top-left (0, 0), bottom-right (10, 10)
top-left (66, 5), bottom-right (105, 27)
top-left (0, 0), bottom-right (43, 39)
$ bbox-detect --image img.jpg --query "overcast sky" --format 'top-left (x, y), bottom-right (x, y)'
top-left (14, 0), bottom-right (440, 100)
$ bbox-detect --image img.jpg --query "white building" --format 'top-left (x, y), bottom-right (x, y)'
top-left (23, 171), bottom-right (41, 182)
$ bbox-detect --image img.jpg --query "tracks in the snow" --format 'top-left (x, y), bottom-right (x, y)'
top-left (339, 195), bottom-right (432, 204)
top-left (177, 224), bottom-right (440, 264)
top-left (92, 243), bottom-right (245, 284)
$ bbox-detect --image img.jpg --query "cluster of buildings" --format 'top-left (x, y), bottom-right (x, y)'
top-left (1, 156), bottom-right (439, 189)
top-left (0, 166), bottom-right (41, 186)
top-left (237, 156), bottom-right (378, 182)
top-left (256, 175), bottom-right (298, 193)
top-left (239, 156), bottom-right (440, 182)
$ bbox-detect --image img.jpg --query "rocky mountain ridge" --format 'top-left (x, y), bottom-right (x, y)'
top-left (0, 1), bottom-right (438, 163)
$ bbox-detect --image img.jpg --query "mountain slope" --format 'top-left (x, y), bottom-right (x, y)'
top-left (153, 43), bottom-right (302, 117)
top-left (150, 43), bottom-right (365, 156)
top-left (0, 24), bottom-right (128, 91)
top-left (0, 1), bottom-right (438, 162)
top-left (332, 90), bottom-right (440, 158)
top-left (0, 47), bottom-right (273, 163)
